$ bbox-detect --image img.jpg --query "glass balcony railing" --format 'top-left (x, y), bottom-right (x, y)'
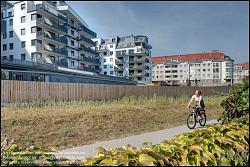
top-left (79, 56), bottom-right (100, 65)
top-left (36, 43), bottom-right (68, 56)
top-left (78, 46), bottom-right (97, 56)
top-left (37, 3), bottom-right (67, 22)
top-left (77, 36), bottom-right (96, 46)
top-left (37, 31), bottom-right (67, 44)
top-left (37, 18), bottom-right (67, 33)
top-left (77, 25), bottom-right (97, 38)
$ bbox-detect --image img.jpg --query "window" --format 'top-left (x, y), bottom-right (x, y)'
top-left (104, 65), bottom-right (107, 69)
top-left (112, 38), bottom-right (115, 42)
top-left (71, 50), bottom-right (74, 57)
top-left (110, 71), bottom-right (113, 75)
top-left (110, 51), bottom-right (113, 55)
top-left (104, 58), bottom-right (106, 63)
top-left (21, 54), bottom-right (25, 60)
top-left (9, 31), bottom-right (13, 38)
top-left (203, 69), bottom-right (206, 72)
top-left (70, 61), bottom-right (74, 66)
top-left (71, 40), bottom-right (75, 46)
top-left (110, 58), bottom-right (113, 62)
top-left (3, 44), bottom-right (7, 51)
top-left (2, 33), bottom-right (7, 39)
top-left (21, 28), bottom-right (25, 35)
top-left (31, 27), bottom-right (37, 33)
top-left (110, 65), bottom-right (113, 68)
top-left (9, 55), bottom-right (13, 61)
top-left (9, 19), bottom-right (13, 26)
top-left (116, 51), bottom-right (121, 55)
top-left (104, 72), bottom-right (107, 75)
top-left (31, 39), bottom-right (36, 46)
top-left (31, 14), bottom-right (36, 20)
top-left (8, 12), bottom-right (12, 17)
top-left (21, 41), bottom-right (25, 48)
top-left (9, 43), bottom-right (13, 50)
top-left (110, 44), bottom-right (113, 48)
top-left (71, 30), bottom-right (74, 36)
top-left (180, 70), bottom-right (182, 73)
top-left (21, 16), bottom-right (25, 23)
top-left (103, 52), bottom-right (107, 56)
top-left (21, 3), bottom-right (26, 10)
top-left (208, 69), bottom-right (210, 71)
top-left (122, 50), bottom-right (126, 55)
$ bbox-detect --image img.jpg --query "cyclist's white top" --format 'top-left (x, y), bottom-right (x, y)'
top-left (192, 95), bottom-right (202, 107)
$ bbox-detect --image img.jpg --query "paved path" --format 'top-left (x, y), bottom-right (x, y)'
top-left (55, 119), bottom-right (219, 160)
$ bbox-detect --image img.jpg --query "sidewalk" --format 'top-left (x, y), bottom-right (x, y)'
top-left (55, 119), bottom-right (219, 160)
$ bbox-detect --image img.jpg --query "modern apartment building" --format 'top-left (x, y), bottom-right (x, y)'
top-left (93, 35), bottom-right (152, 84)
top-left (1, 1), bottom-right (100, 72)
top-left (152, 51), bottom-right (234, 86)
top-left (1, 1), bottom-right (136, 85)
top-left (233, 62), bottom-right (249, 84)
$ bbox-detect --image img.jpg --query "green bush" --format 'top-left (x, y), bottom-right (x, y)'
top-left (218, 76), bottom-right (249, 124)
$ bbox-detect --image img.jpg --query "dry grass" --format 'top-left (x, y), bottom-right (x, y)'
top-left (1, 95), bottom-right (225, 150)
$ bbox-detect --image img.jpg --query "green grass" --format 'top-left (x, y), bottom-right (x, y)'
top-left (1, 95), bottom-right (226, 150)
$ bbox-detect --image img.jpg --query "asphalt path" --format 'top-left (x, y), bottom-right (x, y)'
top-left (55, 119), bottom-right (219, 160)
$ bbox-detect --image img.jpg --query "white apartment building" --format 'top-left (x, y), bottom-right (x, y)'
top-left (233, 62), bottom-right (249, 84)
top-left (152, 51), bottom-right (234, 86)
top-left (93, 35), bottom-right (152, 84)
top-left (1, 1), bottom-right (100, 75)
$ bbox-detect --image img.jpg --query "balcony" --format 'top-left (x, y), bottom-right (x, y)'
top-left (36, 43), bottom-right (68, 56)
top-left (28, 3), bottom-right (67, 22)
top-left (37, 18), bottom-right (67, 34)
top-left (77, 36), bottom-right (96, 47)
top-left (79, 56), bottom-right (100, 65)
top-left (77, 25), bottom-right (97, 38)
top-left (78, 46), bottom-right (97, 56)
top-left (37, 31), bottom-right (67, 45)
top-left (115, 58), bottom-right (124, 65)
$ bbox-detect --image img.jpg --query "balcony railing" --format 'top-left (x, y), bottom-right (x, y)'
top-left (77, 25), bottom-right (97, 38)
top-left (36, 43), bottom-right (68, 56)
top-left (77, 36), bottom-right (96, 46)
top-left (34, 3), bottom-right (67, 22)
top-left (115, 59), bottom-right (124, 64)
top-left (37, 31), bottom-right (67, 44)
top-left (37, 18), bottom-right (67, 33)
top-left (78, 46), bottom-right (97, 56)
top-left (79, 56), bottom-right (100, 65)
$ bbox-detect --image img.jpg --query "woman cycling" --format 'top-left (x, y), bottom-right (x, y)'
top-left (187, 90), bottom-right (204, 120)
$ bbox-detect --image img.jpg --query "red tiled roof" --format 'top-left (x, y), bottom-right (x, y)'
top-left (234, 62), bottom-right (249, 69)
top-left (152, 52), bottom-right (225, 63)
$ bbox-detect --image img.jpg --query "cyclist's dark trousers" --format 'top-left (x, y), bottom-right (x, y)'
top-left (194, 105), bottom-right (201, 116)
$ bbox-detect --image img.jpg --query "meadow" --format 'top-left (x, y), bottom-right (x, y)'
top-left (1, 95), bottom-right (225, 150)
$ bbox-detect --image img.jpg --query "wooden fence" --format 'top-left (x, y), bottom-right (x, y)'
top-left (1, 80), bottom-right (231, 103)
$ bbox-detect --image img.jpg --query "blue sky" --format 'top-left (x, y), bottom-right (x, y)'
top-left (67, 1), bottom-right (249, 63)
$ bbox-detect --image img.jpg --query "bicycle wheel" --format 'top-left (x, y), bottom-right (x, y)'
top-left (187, 113), bottom-right (196, 129)
top-left (199, 111), bottom-right (206, 126)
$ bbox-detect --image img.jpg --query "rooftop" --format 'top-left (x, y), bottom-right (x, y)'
top-left (234, 62), bottom-right (249, 69)
top-left (152, 52), bottom-right (227, 63)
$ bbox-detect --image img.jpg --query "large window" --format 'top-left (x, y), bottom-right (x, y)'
top-left (110, 58), bottom-right (113, 62)
top-left (104, 65), bottom-right (107, 69)
top-left (9, 19), bottom-right (13, 26)
top-left (71, 50), bottom-right (74, 57)
top-left (8, 12), bottom-right (12, 17)
top-left (110, 51), bottom-right (113, 55)
top-left (21, 28), bottom-right (25, 35)
top-left (9, 31), bottom-right (13, 38)
top-left (21, 3), bottom-right (26, 10)
top-left (70, 61), bottom-right (74, 66)
top-left (31, 39), bottom-right (36, 46)
top-left (21, 54), bottom-right (26, 60)
top-left (129, 49), bottom-right (134, 54)
top-left (21, 41), bottom-right (25, 48)
top-left (31, 27), bottom-right (37, 33)
top-left (31, 14), bottom-right (36, 20)
top-left (3, 44), bottom-right (7, 51)
top-left (21, 16), bottom-right (25, 23)
top-left (9, 43), bottom-right (13, 50)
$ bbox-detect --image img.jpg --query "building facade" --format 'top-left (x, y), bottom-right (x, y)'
top-left (152, 51), bottom-right (234, 86)
top-left (1, 1), bottom-right (136, 85)
top-left (1, 1), bottom-right (100, 74)
top-left (93, 35), bottom-right (152, 84)
top-left (233, 62), bottom-right (249, 84)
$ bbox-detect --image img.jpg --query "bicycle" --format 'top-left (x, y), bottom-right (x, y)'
top-left (187, 106), bottom-right (206, 129)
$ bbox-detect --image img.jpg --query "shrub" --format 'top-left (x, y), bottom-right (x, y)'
top-left (218, 76), bottom-right (249, 124)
